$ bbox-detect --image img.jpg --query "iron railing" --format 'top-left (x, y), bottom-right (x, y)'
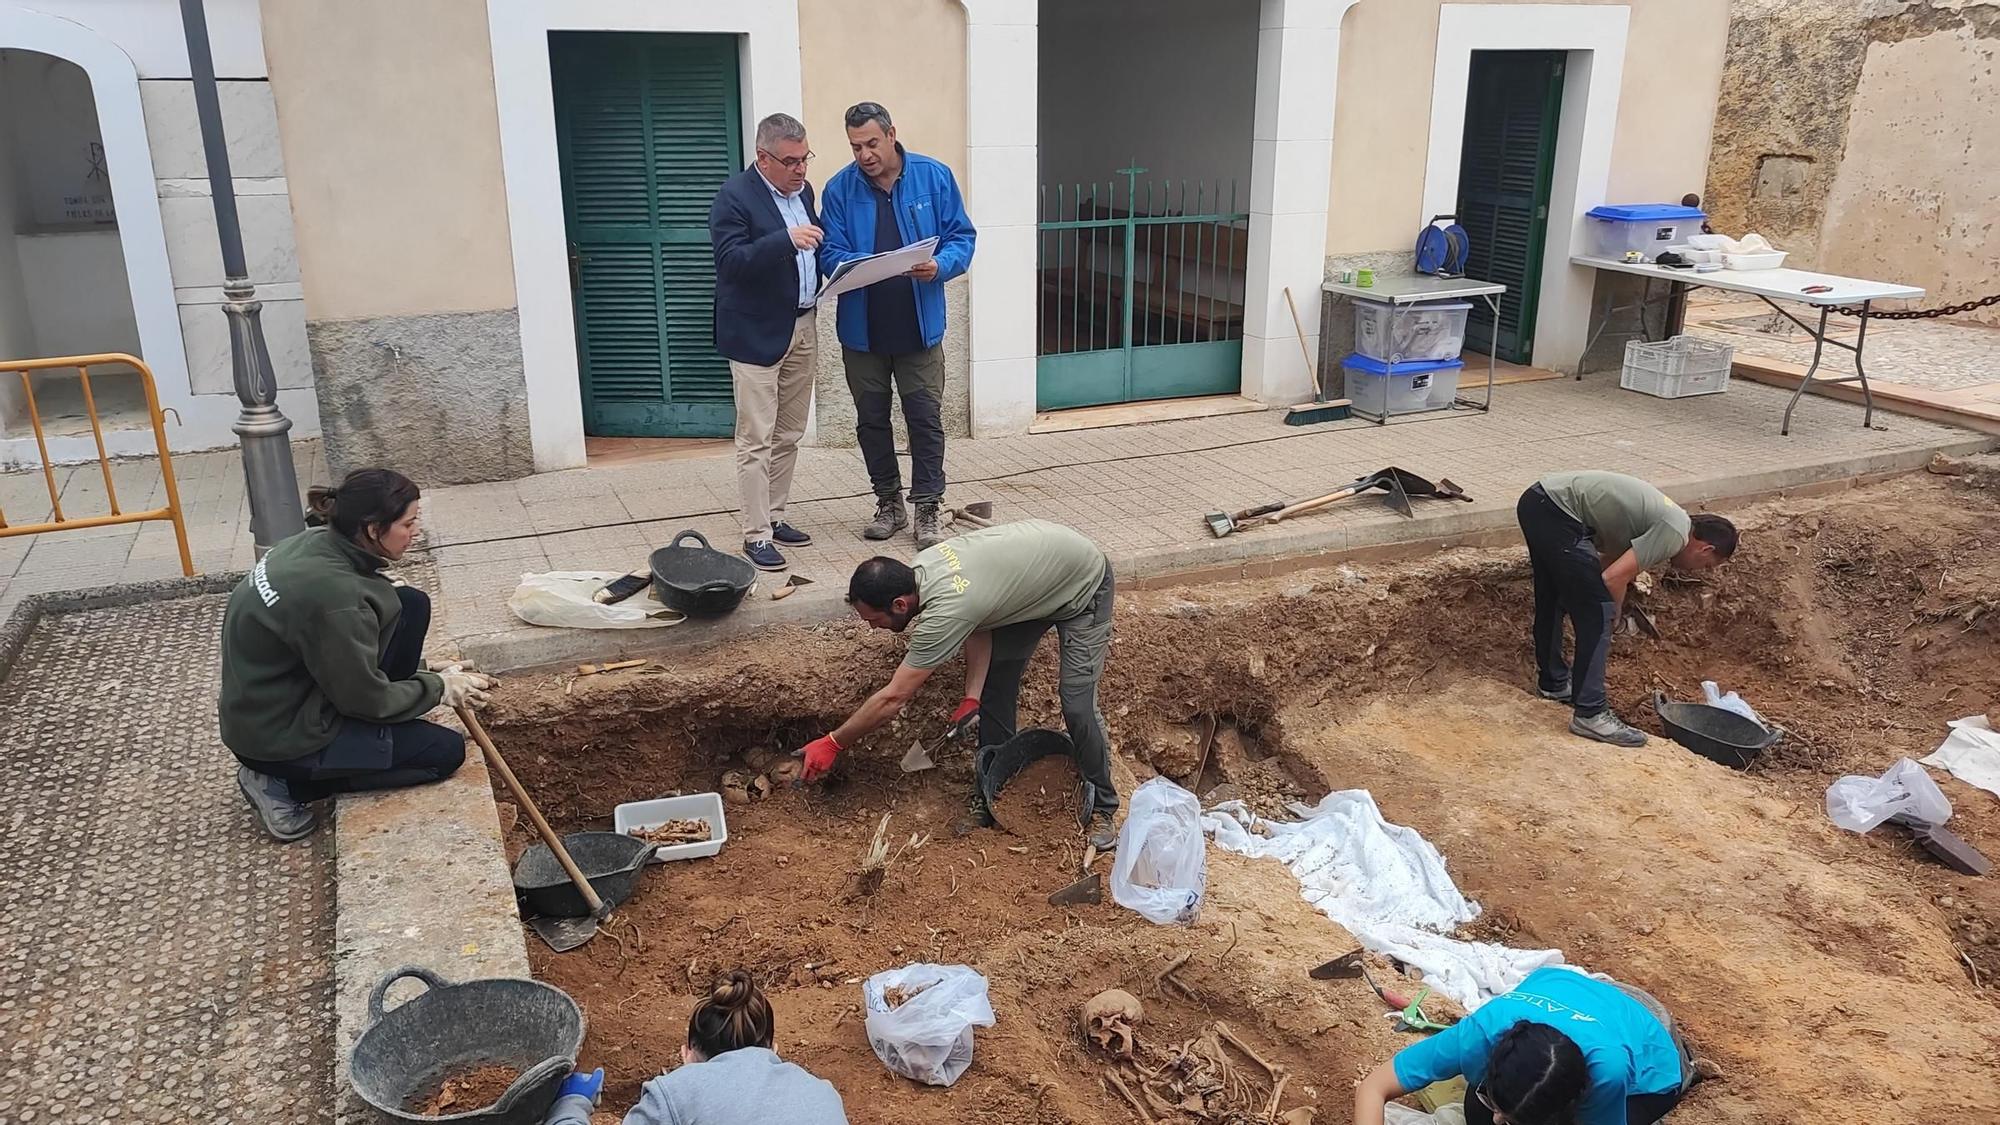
top-left (0, 354), bottom-right (194, 576)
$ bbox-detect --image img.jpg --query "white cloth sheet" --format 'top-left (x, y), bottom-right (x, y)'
top-left (1202, 791), bottom-right (1564, 1011)
top-left (1922, 716), bottom-right (2000, 801)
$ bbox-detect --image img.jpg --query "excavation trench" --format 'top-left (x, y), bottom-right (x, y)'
top-left (484, 466), bottom-right (2000, 1125)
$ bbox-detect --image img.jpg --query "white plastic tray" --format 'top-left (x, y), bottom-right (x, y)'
top-left (613, 792), bottom-right (728, 862)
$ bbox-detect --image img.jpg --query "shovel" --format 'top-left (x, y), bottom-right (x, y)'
top-left (948, 500), bottom-right (995, 529)
top-left (1206, 467), bottom-right (1470, 536)
top-left (1048, 844), bottom-right (1103, 906)
top-left (458, 706), bottom-right (609, 952)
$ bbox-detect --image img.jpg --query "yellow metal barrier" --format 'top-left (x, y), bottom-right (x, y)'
top-left (0, 353), bottom-right (194, 576)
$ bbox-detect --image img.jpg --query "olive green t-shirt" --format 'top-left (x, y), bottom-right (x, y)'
top-left (902, 519), bottom-right (1108, 670)
top-left (1539, 470), bottom-right (1690, 568)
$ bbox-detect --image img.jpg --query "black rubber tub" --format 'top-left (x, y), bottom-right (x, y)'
top-left (649, 530), bottom-right (757, 616)
top-left (349, 966), bottom-right (583, 1124)
top-left (1652, 691), bottom-right (1781, 770)
top-left (511, 832), bottom-right (656, 918)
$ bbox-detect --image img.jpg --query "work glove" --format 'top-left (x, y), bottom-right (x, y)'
top-left (557, 1068), bottom-right (604, 1104)
top-left (947, 696), bottom-right (981, 740)
top-left (799, 733), bottom-right (843, 782)
top-left (440, 669), bottom-right (495, 710)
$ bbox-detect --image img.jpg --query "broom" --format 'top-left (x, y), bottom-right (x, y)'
top-left (1283, 285), bottom-right (1350, 426)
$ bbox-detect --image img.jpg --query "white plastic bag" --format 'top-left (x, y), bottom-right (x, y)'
top-left (1111, 777), bottom-right (1207, 924)
top-left (1825, 758), bottom-right (1952, 833)
top-left (506, 571), bottom-right (685, 629)
top-left (861, 964), bottom-right (995, 1087)
top-left (1701, 680), bottom-right (1762, 725)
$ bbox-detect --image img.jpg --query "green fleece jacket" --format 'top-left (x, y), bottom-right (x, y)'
top-left (218, 527), bottom-right (443, 762)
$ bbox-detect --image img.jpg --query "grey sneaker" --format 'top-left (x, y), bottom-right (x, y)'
top-left (1087, 809), bottom-right (1118, 851)
top-left (1570, 710), bottom-right (1648, 748)
top-left (914, 502), bottom-right (944, 549)
top-left (237, 765), bottom-right (318, 842)
top-left (1538, 681), bottom-right (1573, 703)
top-left (863, 496), bottom-right (907, 541)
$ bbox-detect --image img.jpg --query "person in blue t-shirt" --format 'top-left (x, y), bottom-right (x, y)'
top-left (1352, 968), bottom-right (1693, 1125)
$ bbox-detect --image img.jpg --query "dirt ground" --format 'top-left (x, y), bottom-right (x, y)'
top-left (485, 460), bottom-right (2000, 1125)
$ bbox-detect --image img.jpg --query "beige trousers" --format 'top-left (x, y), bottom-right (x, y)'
top-left (730, 311), bottom-right (817, 542)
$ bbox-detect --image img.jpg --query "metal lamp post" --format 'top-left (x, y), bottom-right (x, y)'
top-left (179, 0), bottom-right (303, 554)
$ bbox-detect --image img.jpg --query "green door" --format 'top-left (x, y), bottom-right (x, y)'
top-left (1455, 50), bottom-right (1564, 365)
top-left (553, 33), bottom-right (742, 437)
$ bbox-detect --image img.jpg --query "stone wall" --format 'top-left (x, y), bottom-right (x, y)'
top-left (1706, 0), bottom-right (1999, 324)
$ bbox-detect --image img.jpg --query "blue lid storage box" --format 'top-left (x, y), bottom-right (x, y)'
top-left (1341, 355), bottom-right (1463, 419)
top-left (1584, 203), bottom-right (1706, 259)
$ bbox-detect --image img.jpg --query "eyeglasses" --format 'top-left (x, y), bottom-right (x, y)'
top-left (759, 149), bottom-right (815, 170)
top-left (1475, 1086), bottom-right (1512, 1125)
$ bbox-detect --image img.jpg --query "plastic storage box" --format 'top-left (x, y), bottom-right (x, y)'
top-left (613, 792), bottom-right (729, 862)
top-left (1585, 204), bottom-right (1707, 259)
top-left (1620, 335), bottom-right (1733, 399)
top-left (1342, 355), bottom-right (1463, 418)
top-left (1722, 249), bottom-right (1787, 271)
top-left (1352, 298), bottom-right (1472, 362)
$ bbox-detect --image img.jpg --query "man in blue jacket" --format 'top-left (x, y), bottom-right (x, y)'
top-left (819, 102), bottom-right (977, 549)
top-left (709, 113), bottom-right (823, 573)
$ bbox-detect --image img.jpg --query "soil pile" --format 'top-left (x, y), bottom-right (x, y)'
top-left (406, 1064), bottom-right (521, 1116)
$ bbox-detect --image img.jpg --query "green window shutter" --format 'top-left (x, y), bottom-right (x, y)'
top-left (554, 33), bottom-right (743, 437)
top-left (1456, 51), bottom-right (1564, 365)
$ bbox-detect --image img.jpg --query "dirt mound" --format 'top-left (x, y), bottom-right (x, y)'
top-left (407, 1064), bottom-right (520, 1116)
top-left (490, 468), bottom-right (2000, 1125)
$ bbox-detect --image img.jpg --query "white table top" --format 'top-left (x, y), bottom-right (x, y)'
top-left (1323, 274), bottom-right (1506, 303)
top-left (1569, 256), bottom-right (1924, 306)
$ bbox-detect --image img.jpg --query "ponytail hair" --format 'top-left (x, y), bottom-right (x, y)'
top-left (305, 469), bottom-right (420, 544)
top-left (1483, 1021), bottom-right (1588, 1125)
top-left (686, 969), bottom-right (775, 1061)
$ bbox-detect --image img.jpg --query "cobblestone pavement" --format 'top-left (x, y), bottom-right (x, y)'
top-left (1684, 292), bottom-right (2000, 394)
top-left (0, 595), bottom-right (334, 1125)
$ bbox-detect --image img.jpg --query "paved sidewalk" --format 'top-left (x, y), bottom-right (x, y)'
top-left (0, 593), bottom-right (335, 1124)
top-left (414, 376), bottom-right (1993, 669)
top-left (3, 378), bottom-right (1993, 670)
top-left (0, 442), bottom-right (328, 619)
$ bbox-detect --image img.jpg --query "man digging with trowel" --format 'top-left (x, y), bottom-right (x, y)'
top-left (1517, 471), bottom-right (1738, 747)
top-left (796, 518), bottom-right (1121, 849)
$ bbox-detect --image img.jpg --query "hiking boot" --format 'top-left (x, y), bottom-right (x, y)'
top-left (914, 502), bottom-right (944, 550)
top-left (237, 765), bottom-right (318, 842)
top-left (1570, 709), bottom-right (1648, 748)
top-left (953, 787), bottom-right (994, 836)
top-left (862, 496), bottom-right (907, 541)
top-left (1538, 681), bottom-right (1573, 703)
top-left (1086, 809), bottom-right (1118, 851)
top-left (771, 521), bottom-right (813, 547)
top-left (742, 539), bottom-right (787, 572)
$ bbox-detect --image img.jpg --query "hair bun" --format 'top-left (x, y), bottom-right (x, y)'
top-left (712, 969), bottom-right (755, 1007)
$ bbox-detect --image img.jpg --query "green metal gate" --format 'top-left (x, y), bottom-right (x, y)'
top-left (553, 32), bottom-right (742, 438)
top-left (1455, 50), bottom-right (1565, 365)
top-left (1036, 168), bottom-right (1248, 411)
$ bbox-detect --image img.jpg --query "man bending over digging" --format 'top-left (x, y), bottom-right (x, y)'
top-left (1516, 471), bottom-right (1737, 747)
top-left (795, 518), bottom-right (1121, 850)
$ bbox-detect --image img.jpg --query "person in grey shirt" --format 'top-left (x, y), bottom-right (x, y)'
top-left (1516, 471), bottom-right (1737, 747)
top-left (544, 969), bottom-right (847, 1125)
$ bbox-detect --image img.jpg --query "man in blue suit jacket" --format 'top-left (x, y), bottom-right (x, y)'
top-left (709, 113), bottom-right (823, 573)
top-left (818, 102), bottom-right (977, 549)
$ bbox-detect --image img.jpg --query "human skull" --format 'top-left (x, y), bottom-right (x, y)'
top-left (1081, 988), bottom-right (1143, 1058)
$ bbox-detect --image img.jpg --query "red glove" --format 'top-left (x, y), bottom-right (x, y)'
top-left (948, 696), bottom-right (980, 737)
top-left (799, 733), bottom-right (842, 782)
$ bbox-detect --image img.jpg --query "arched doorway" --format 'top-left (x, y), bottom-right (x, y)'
top-left (0, 46), bottom-right (149, 439)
